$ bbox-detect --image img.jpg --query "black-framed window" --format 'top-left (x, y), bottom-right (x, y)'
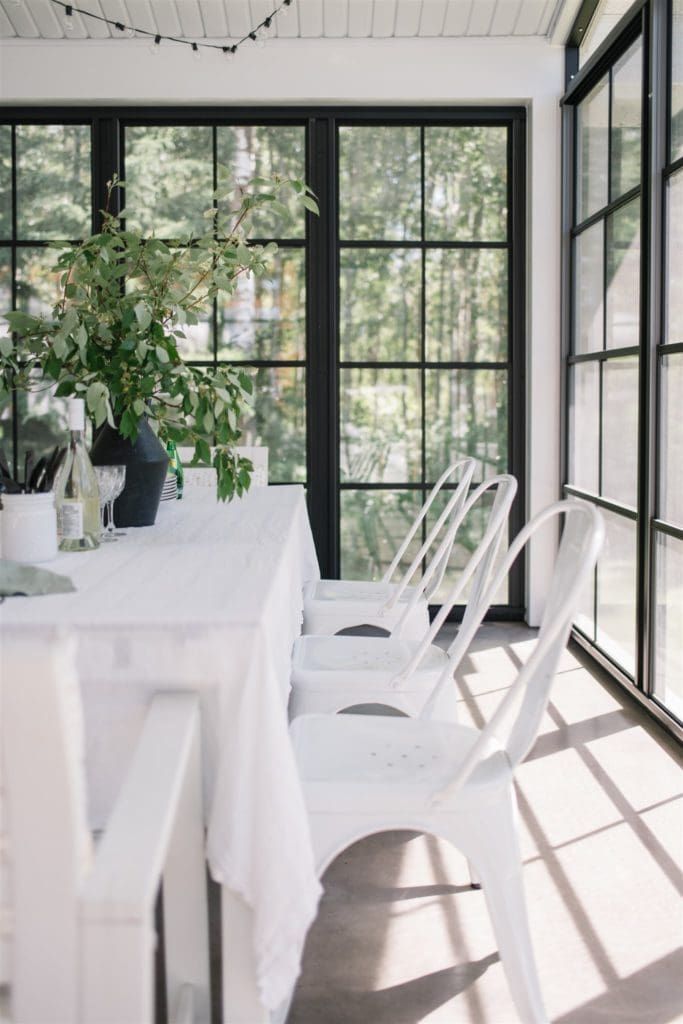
top-left (0, 107), bottom-right (526, 616)
top-left (652, 0), bottom-right (683, 720)
top-left (0, 120), bottom-right (93, 468)
top-left (563, 0), bottom-right (683, 737)
top-left (335, 119), bottom-right (524, 609)
top-left (121, 121), bottom-right (308, 486)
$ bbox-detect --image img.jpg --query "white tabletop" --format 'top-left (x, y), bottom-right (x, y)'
top-left (0, 485), bottom-right (323, 1012)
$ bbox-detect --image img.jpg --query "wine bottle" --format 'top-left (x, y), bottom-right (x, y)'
top-left (55, 398), bottom-right (100, 551)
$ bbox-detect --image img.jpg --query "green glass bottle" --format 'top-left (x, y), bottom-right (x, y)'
top-left (166, 440), bottom-right (184, 500)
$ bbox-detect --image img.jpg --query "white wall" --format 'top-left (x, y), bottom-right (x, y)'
top-left (0, 35), bottom-right (564, 624)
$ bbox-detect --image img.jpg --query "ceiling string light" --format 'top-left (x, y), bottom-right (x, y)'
top-left (50, 0), bottom-right (293, 57)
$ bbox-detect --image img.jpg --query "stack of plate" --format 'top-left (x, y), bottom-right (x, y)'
top-left (160, 473), bottom-right (178, 502)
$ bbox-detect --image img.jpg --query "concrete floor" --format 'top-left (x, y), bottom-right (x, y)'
top-left (286, 623), bottom-right (683, 1024)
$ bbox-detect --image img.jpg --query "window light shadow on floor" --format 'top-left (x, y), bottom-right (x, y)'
top-left (287, 623), bottom-right (683, 1024)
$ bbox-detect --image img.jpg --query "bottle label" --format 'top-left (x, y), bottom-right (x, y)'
top-left (58, 501), bottom-right (84, 540)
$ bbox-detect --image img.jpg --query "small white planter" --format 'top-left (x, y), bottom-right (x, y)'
top-left (1, 491), bottom-right (58, 564)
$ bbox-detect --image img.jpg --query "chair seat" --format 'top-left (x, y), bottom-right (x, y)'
top-left (302, 579), bottom-right (429, 641)
top-left (309, 579), bottom-right (416, 604)
top-left (291, 635), bottom-right (448, 692)
top-left (290, 713), bottom-right (511, 814)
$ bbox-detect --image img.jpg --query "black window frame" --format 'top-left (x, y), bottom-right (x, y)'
top-left (562, 0), bottom-right (683, 742)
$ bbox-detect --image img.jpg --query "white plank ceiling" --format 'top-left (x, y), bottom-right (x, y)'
top-left (0, 0), bottom-right (564, 40)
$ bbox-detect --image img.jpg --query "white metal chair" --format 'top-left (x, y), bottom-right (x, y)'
top-left (302, 458), bottom-right (476, 642)
top-left (290, 500), bottom-right (604, 1024)
top-left (178, 446), bottom-right (268, 488)
top-left (289, 474), bottom-right (517, 722)
top-left (1, 636), bottom-right (210, 1024)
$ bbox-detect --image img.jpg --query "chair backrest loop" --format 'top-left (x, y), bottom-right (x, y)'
top-left (384, 459), bottom-right (476, 614)
top-left (382, 458), bottom-right (475, 584)
top-left (390, 475), bottom-right (517, 685)
top-left (428, 500), bottom-right (604, 805)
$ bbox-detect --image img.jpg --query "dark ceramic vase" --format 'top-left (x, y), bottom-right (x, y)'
top-left (91, 418), bottom-right (169, 527)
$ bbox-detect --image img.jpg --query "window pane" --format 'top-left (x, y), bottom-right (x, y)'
top-left (16, 124), bottom-right (91, 240)
top-left (665, 169), bottom-right (683, 346)
top-left (340, 368), bottom-right (422, 484)
top-left (0, 124), bottom-right (11, 240)
top-left (425, 248), bottom-right (507, 362)
top-left (176, 314), bottom-right (212, 362)
top-left (574, 562), bottom-right (596, 641)
top-left (602, 356), bottom-right (639, 507)
top-left (340, 489), bottom-right (424, 581)
top-left (15, 247), bottom-right (64, 317)
top-left (425, 369), bottom-right (507, 481)
top-left (660, 354), bottom-right (683, 526)
top-left (672, 0), bottom-right (683, 163)
top-left (16, 388), bottom-right (69, 478)
top-left (577, 78), bottom-right (609, 223)
top-left (239, 366), bottom-right (306, 482)
top-left (653, 532), bottom-right (683, 720)
top-left (596, 508), bottom-right (637, 676)
top-left (568, 361), bottom-right (599, 494)
top-left (424, 126), bottom-right (507, 242)
top-left (573, 222), bottom-right (604, 354)
top-left (427, 486), bottom-right (508, 606)
top-left (124, 126), bottom-right (213, 238)
top-left (606, 197), bottom-right (640, 349)
top-left (216, 125), bottom-right (306, 238)
top-left (0, 248), bottom-right (10, 336)
top-left (338, 126), bottom-right (421, 241)
top-left (0, 390), bottom-right (11, 469)
top-left (217, 248), bottom-right (305, 362)
top-left (339, 249), bottom-right (421, 362)
top-left (611, 38), bottom-right (642, 200)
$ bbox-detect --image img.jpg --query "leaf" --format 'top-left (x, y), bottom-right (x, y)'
top-left (196, 437), bottom-right (212, 465)
top-left (302, 195), bottom-right (319, 214)
top-left (134, 301), bottom-right (152, 331)
top-left (75, 324), bottom-right (87, 350)
top-left (155, 344), bottom-right (170, 364)
top-left (0, 337), bottom-right (13, 358)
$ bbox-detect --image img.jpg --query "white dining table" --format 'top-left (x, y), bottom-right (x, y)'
top-left (0, 484), bottom-right (324, 1022)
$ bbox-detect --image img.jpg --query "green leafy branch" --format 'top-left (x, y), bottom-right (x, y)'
top-left (0, 173), bottom-right (318, 500)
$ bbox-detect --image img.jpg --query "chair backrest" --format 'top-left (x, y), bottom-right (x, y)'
top-left (382, 459), bottom-right (476, 616)
top-left (1, 634), bottom-right (93, 1022)
top-left (382, 458), bottom-right (475, 585)
top-left (430, 500), bottom-right (604, 805)
top-left (390, 474), bottom-right (517, 682)
top-left (178, 446), bottom-right (268, 488)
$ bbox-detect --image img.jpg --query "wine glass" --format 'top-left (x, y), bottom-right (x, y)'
top-left (93, 465), bottom-right (126, 541)
top-left (106, 465), bottom-right (126, 537)
top-left (93, 466), bottom-right (116, 541)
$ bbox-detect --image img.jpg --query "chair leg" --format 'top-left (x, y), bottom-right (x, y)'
top-left (464, 811), bottom-right (544, 1019)
top-left (468, 861), bottom-right (482, 889)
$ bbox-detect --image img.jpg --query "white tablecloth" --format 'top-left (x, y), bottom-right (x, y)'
top-left (0, 485), bottom-right (323, 1011)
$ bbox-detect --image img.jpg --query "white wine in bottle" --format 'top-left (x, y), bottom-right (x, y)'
top-left (55, 397), bottom-right (100, 551)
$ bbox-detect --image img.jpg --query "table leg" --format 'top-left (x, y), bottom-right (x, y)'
top-left (220, 886), bottom-right (270, 1024)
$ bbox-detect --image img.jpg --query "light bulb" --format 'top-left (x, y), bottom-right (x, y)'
top-left (149, 34), bottom-right (161, 55)
top-left (191, 41), bottom-right (201, 60)
top-left (63, 4), bottom-right (75, 33)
